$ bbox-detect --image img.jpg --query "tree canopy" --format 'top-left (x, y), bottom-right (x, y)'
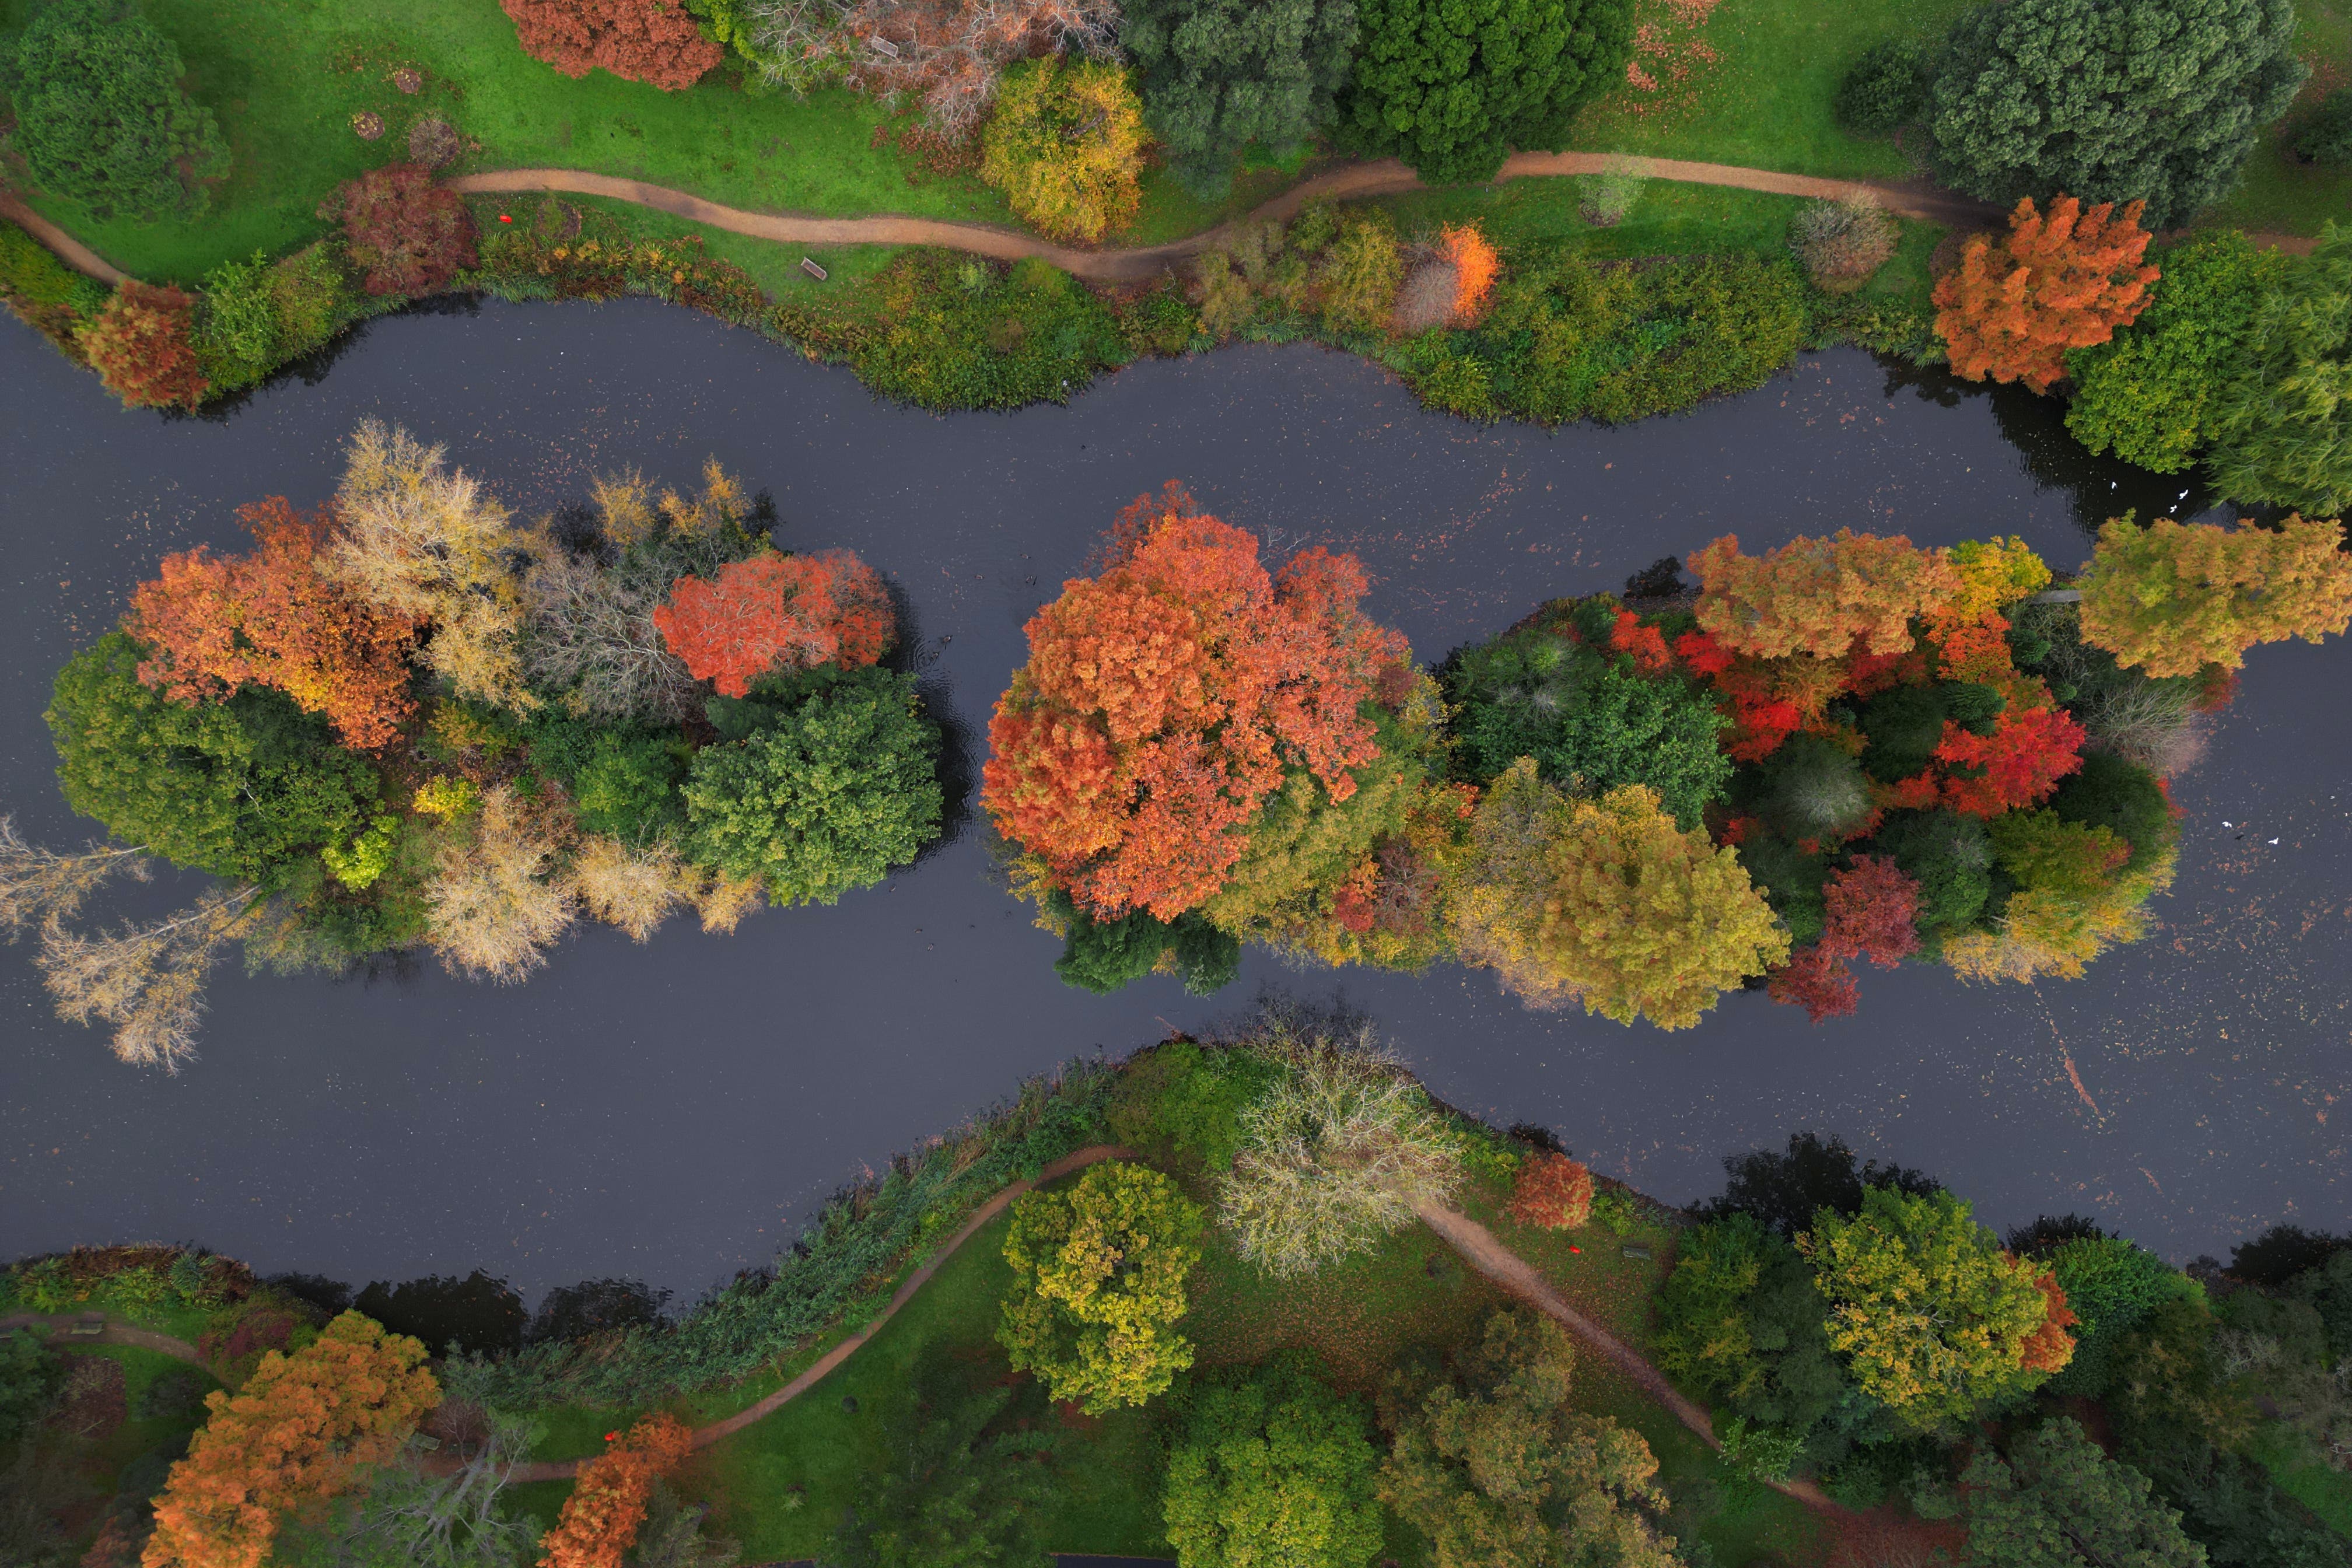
top-left (2078, 514), bottom-right (2352, 677)
top-left (0, 0), bottom-right (228, 220)
top-left (1161, 1359), bottom-right (1384, 1568)
top-left (498, 0), bottom-right (723, 90)
top-left (1961, 1418), bottom-right (2204, 1568)
top-left (653, 547), bottom-right (892, 698)
top-left (1933, 195), bottom-right (2157, 394)
top-left (2204, 226), bottom-right (2352, 517)
top-left (1122, 0), bottom-right (1359, 197)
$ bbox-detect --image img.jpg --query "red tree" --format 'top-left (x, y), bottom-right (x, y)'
top-left (1934, 706), bottom-right (2087, 818)
top-left (127, 498), bottom-right (421, 750)
top-left (501, 0), bottom-right (723, 91)
top-left (1609, 608), bottom-right (1672, 675)
top-left (1508, 1151), bottom-right (1595, 1229)
top-left (1768, 942), bottom-right (1859, 1023)
top-left (652, 548), bottom-right (893, 697)
top-left (538, 1414), bottom-right (692, 1568)
top-left (2017, 1272), bottom-right (2080, 1376)
top-left (324, 164), bottom-right (478, 298)
top-left (984, 483), bottom-right (1409, 920)
top-left (1933, 195), bottom-right (2158, 394)
top-left (1821, 855), bottom-right (1920, 968)
top-left (77, 282), bottom-right (208, 410)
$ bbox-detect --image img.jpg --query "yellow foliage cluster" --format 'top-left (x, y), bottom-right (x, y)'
top-left (2078, 514), bottom-right (2352, 677)
top-left (979, 59), bottom-right (1147, 244)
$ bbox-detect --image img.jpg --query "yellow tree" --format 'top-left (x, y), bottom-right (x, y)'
top-left (1689, 531), bottom-right (1962, 661)
top-left (978, 58), bottom-right (1147, 244)
top-left (1447, 763), bottom-right (1788, 1029)
top-left (2077, 514), bottom-right (2352, 676)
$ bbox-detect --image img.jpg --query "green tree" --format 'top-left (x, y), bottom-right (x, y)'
top-left (1924, 0), bottom-right (2305, 230)
top-left (1961, 1418), bottom-right (2204, 1568)
top-left (1123, 0), bottom-right (1359, 197)
top-left (1798, 1186), bottom-right (2054, 1429)
top-left (2046, 1235), bottom-right (2202, 1394)
top-left (2065, 232), bottom-right (2289, 473)
top-left (1340, 0), bottom-right (1637, 185)
top-left (0, 0), bottom-right (229, 220)
top-left (2298, 88), bottom-right (2352, 164)
top-left (828, 1375), bottom-right (1052, 1568)
top-left (680, 667), bottom-right (940, 906)
top-left (999, 1161), bottom-right (1207, 1414)
top-left (1652, 1213), bottom-right (1846, 1441)
top-left (1162, 1358), bottom-right (1383, 1568)
top-left (2077, 514), bottom-right (2352, 677)
top-left (2205, 226), bottom-right (2352, 516)
top-left (0, 1333), bottom-right (62, 1448)
top-left (46, 631), bottom-right (378, 883)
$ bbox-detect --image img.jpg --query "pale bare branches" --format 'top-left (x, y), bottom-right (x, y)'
top-left (424, 784), bottom-right (579, 983)
top-left (0, 817), bottom-right (148, 938)
top-left (687, 869), bottom-right (766, 934)
top-left (521, 543), bottom-right (700, 723)
top-left (574, 835), bottom-right (694, 942)
top-left (37, 884), bottom-right (260, 1072)
top-left (840, 0), bottom-right (1122, 135)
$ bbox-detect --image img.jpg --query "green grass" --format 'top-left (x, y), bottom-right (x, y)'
top-left (2250, 1420), bottom-right (2352, 1536)
top-left (2204, 0), bottom-right (2352, 237)
top-left (62, 1345), bottom-right (220, 1494)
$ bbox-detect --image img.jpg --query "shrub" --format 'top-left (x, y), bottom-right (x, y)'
top-left (1314, 209), bottom-right (1402, 334)
top-left (1836, 39), bottom-right (1925, 132)
top-left (1342, 0), bottom-right (1639, 184)
top-left (540, 1413), bottom-right (694, 1568)
top-left (837, 0), bottom-right (1121, 138)
top-left (1161, 1358), bottom-right (1384, 1568)
top-left (1390, 256), bottom-right (1459, 335)
top-left (1933, 195), bottom-right (2158, 394)
top-left (1053, 900), bottom-right (1241, 997)
top-left (653, 547), bottom-right (892, 696)
top-left (1106, 1040), bottom-right (1281, 1172)
top-left (1576, 170), bottom-right (1646, 226)
top-left (979, 59), bottom-right (1147, 244)
top-left (323, 164), bottom-right (479, 298)
top-left (1122, 0), bottom-right (1359, 197)
top-left (999, 1161), bottom-right (1206, 1413)
top-left (2206, 226), bottom-right (2352, 516)
top-left (1508, 1150), bottom-right (1594, 1229)
top-left (1789, 195), bottom-right (1898, 292)
top-left (195, 252), bottom-right (281, 388)
top-left (1924, 0), bottom-right (2305, 230)
top-left (0, 217), bottom-right (110, 355)
top-left (1195, 250), bottom-right (1255, 340)
top-left (406, 116), bottom-right (462, 170)
top-left (2299, 88), bottom-right (2352, 164)
top-left (264, 244), bottom-right (351, 363)
top-left (0, 0), bottom-right (229, 220)
top-left (2078, 514), bottom-right (2352, 677)
top-left (76, 280), bottom-right (209, 410)
top-left (499, 0), bottom-right (724, 90)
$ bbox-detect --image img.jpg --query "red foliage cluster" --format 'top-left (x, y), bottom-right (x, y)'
top-left (1508, 1151), bottom-right (1595, 1230)
top-left (127, 497), bottom-right (421, 750)
top-left (2016, 1272), bottom-right (2080, 1376)
top-left (501, 0), bottom-right (722, 90)
top-left (538, 1414), bottom-right (692, 1568)
top-left (1931, 706), bottom-right (2087, 818)
top-left (1674, 628), bottom-right (1804, 761)
top-left (984, 482), bottom-right (1409, 920)
top-left (326, 164), bottom-right (478, 297)
top-left (1767, 942), bottom-right (1859, 1023)
top-left (1821, 855), bottom-right (1920, 968)
top-left (1609, 608), bottom-right (1673, 674)
top-left (76, 282), bottom-right (208, 410)
top-left (652, 549), bottom-right (894, 698)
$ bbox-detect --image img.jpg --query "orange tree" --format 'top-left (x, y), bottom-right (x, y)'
top-left (126, 496), bottom-right (420, 750)
top-left (540, 1413), bottom-right (694, 1568)
top-left (1933, 195), bottom-right (2158, 394)
top-left (653, 548), bottom-right (894, 697)
top-left (2077, 514), bottom-right (2352, 677)
top-left (142, 1311), bottom-right (437, 1568)
top-left (77, 281), bottom-right (208, 410)
top-left (499, 0), bottom-right (723, 90)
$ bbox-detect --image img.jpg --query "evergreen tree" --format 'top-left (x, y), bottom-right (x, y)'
top-left (1122, 0), bottom-right (1359, 197)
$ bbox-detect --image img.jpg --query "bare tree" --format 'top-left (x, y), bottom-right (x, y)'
top-left (574, 836), bottom-right (692, 942)
top-left (425, 785), bottom-right (579, 983)
top-left (0, 817), bottom-right (148, 937)
top-left (37, 884), bottom-right (261, 1072)
top-left (839, 0), bottom-right (1122, 135)
top-left (687, 870), bottom-right (766, 935)
top-left (521, 545), bottom-right (699, 723)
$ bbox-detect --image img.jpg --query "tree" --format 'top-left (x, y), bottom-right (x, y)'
top-left (827, 1375), bottom-right (1052, 1568)
top-left (1932, 703), bottom-right (2087, 817)
top-left (39, 881), bottom-right (262, 1070)
top-left (1821, 855), bottom-right (1920, 967)
top-left (2078, 514), bottom-right (2352, 677)
top-left (2205, 226), bottom-right (2352, 516)
top-left (0, 0), bottom-right (228, 220)
top-left (1702, 1130), bottom-right (1942, 1240)
top-left (1924, 0), bottom-right (2305, 230)
top-left (838, 0), bottom-right (1121, 136)
top-left (978, 59), bottom-right (1148, 246)
top-left (424, 783), bottom-right (579, 984)
top-left (1447, 764), bottom-right (1788, 1028)
top-left (1766, 942), bottom-right (1859, 1024)
top-left (680, 666), bottom-right (941, 905)
top-left (323, 165), bottom-right (479, 299)
top-left (1161, 1359), bottom-right (1383, 1568)
top-left (0, 818), bottom-right (147, 938)
top-left (1652, 1213), bottom-right (1846, 1440)
top-left (127, 497), bottom-right (420, 751)
top-left (652, 548), bottom-right (892, 698)
top-left (1933, 196), bottom-right (2158, 394)
top-left (1121, 0), bottom-right (1359, 197)
top-left (537, 1414), bottom-right (692, 1568)
top-left (573, 836), bottom-right (694, 942)
top-left (1961, 1418), bottom-right (2203, 1568)
top-left (1835, 40), bottom-right (1926, 132)
top-left (328, 421), bottom-right (534, 711)
top-left (2300, 89), bottom-right (2352, 164)
top-left (984, 485), bottom-right (1408, 922)
top-left (1689, 531), bottom-right (1960, 662)
top-left (1340, 0), bottom-right (1638, 185)
top-left (498, 0), bottom-right (723, 90)
top-left (998, 1161), bottom-right (1206, 1414)
top-left (76, 281), bottom-right (208, 410)
top-left (142, 1311), bottom-right (438, 1568)
top-left (1508, 1152), bottom-right (1595, 1230)
top-left (2065, 232), bottom-right (2288, 473)
top-left (1797, 1186), bottom-right (2056, 1429)
top-left (271, 1413), bottom-right (538, 1568)
top-left (1378, 1310), bottom-right (1680, 1568)
top-left (1220, 1025), bottom-right (1464, 1276)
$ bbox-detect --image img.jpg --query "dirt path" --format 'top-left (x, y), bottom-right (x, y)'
top-left (0, 188), bottom-right (127, 284)
top-left (0, 1311), bottom-right (208, 1364)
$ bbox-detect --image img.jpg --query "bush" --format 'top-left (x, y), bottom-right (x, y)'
top-left (999, 1161), bottom-right (1206, 1413)
top-left (264, 244), bottom-right (353, 362)
top-left (1314, 209), bottom-right (1402, 335)
top-left (1789, 196), bottom-right (1898, 292)
top-left (76, 280), bottom-right (209, 410)
top-left (0, 218), bottom-right (110, 356)
top-left (1508, 1151), bottom-right (1594, 1229)
top-left (0, 0), bottom-right (229, 220)
top-left (1341, 0), bottom-right (1639, 184)
top-left (1836, 40), bottom-right (1925, 132)
top-left (2206, 226), bottom-right (2352, 517)
top-left (1106, 1040), bottom-right (1282, 1172)
top-left (1122, 0), bottom-right (1357, 198)
top-left (2298, 89), bottom-right (2352, 164)
top-left (1053, 900), bottom-right (1240, 997)
top-left (528, 716), bottom-right (688, 844)
top-left (1576, 170), bottom-right (1646, 226)
top-left (979, 59), bottom-right (1147, 244)
top-left (1162, 1358), bottom-right (1384, 1568)
top-left (499, 0), bottom-right (724, 90)
top-left (323, 164), bottom-right (479, 298)
top-left (194, 251), bottom-right (282, 389)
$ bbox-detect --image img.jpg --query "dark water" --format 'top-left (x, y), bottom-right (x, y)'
top-left (4, 299), bottom-right (2345, 1307)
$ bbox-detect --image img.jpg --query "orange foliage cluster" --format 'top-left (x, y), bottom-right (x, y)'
top-left (142, 1312), bottom-right (438, 1568)
top-left (1933, 195), bottom-right (2158, 394)
top-left (538, 1414), bottom-right (694, 1568)
top-left (1689, 531), bottom-right (1961, 662)
top-left (1609, 608), bottom-right (1673, 675)
top-left (2016, 1272), bottom-right (2079, 1376)
top-left (1508, 1151), bottom-right (1595, 1230)
top-left (1821, 856), bottom-right (1919, 968)
top-left (984, 482), bottom-right (1409, 920)
top-left (127, 498), bottom-right (421, 750)
top-left (1438, 223), bottom-right (1500, 324)
top-left (78, 282), bottom-right (208, 411)
top-left (499, 0), bottom-right (723, 90)
top-left (652, 549), bottom-right (893, 698)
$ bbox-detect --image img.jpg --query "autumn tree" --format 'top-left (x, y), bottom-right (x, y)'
top-left (538, 1413), bottom-right (694, 1568)
top-left (1508, 1150), bottom-right (1595, 1230)
top-left (1438, 222), bottom-right (1500, 324)
top-left (0, 818), bottom-right (148, 937)
top-left (1766, 942), bottom-right (1859, 1024)
top-left (984, 484), bottom-right (1409, 922)
top-left (839, 0), bottom-right (1121, 136)
top-left (328, 420), bottom-right (536, 711)
top-left (1447, 762), bottom-right (1788, 1028)
top-left (500, 0), bottom-right (723, 90)
top-left (323, 164), bottom-right (478, 298)
top-left (38, 882), bottom-right (263, 1072)
top-left (2077, 514), bottom-right (2352, 677)
top-left (142, 1311), bottom-right (438, 1568)
top-left (77, 281), bottom-right (209, 410)
top-left (1821, 855), bottom-right (1919, 967)
top-left (999, 1161), bottom-right (1207, 1413)
top-left (573, 836), bottom-right (694, 941)
top-left (1933, 704), bottom-right (2087, 818)
top-left (424, 783), bottom-right (579, 982)
top-left (1689, 531), bottom-right (1961, 662)
top-left (127, 497), bottom-right (419, 750)
top-left (978, 58), bottom-right (1148, 245)
top-left (1798, 1186), bottom-right (2058, 1429)
top-left (652, 548), bottom-right (893, 698)
top-left (1933, 196), bottom-right (2158, 394)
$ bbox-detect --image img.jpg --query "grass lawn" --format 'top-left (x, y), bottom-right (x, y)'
top-left (2251, 1419), bottom-right (2352, 1535)
top-left (2204, 0), bottom-right (2352, 237)
top-left (58, 1345), bottom-right (221, 1500)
